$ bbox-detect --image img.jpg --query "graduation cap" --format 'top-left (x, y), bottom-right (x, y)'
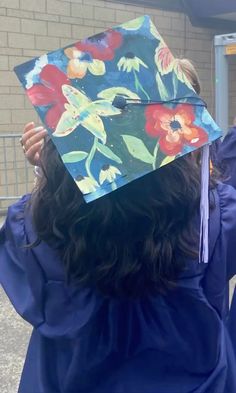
top-left (14, 15), bottom-right (222, 262)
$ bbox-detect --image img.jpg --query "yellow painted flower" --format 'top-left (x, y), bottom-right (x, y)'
top-left (99, 165), bottom-right (121, 185)
top-left (64, 47), bottom-right (105, 79)
top-left (75, 175), bottom-right (98, 194)
top-left (117, 52), bottom-right (148, 73)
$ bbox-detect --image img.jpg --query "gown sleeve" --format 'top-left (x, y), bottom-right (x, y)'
top-left (217, 183), bottom-right (236, 281)
top-left (215, 127), bottom-right (236, 188)
top-left (0, 195), bottom-right (45, 328)
top-left (0, 195), bottom-right (102, 338)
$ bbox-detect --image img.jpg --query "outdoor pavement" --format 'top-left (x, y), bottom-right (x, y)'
top-left (0, 216), bottom-right (31, 392)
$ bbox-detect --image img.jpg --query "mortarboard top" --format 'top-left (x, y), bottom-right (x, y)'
top-left (14, 15), bottom-right (222, 203)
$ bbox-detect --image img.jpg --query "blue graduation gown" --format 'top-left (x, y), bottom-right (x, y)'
top-left (212, 126), bottom-right (236, 188)
top-left (215, 126), bottom-right (236, 360)
top-left (1, 183), bottom-right (236, 393)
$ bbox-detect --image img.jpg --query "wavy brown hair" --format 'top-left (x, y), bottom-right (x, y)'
top-left (29, 139), bottom-right (216, 298)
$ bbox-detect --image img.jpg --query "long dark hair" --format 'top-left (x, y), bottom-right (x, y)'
top-left (29, 139), bottom-right (215, 298)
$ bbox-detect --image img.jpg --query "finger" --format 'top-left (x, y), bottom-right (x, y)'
top-left (24, 129), bottom-right (47, 152)
top-left (34, 152), bottom-right (40, 163)
top-left (22, 127), bottom-right (47, 148)
top-left (22, 127), bottom-right (43, 145)
top-left (25, 142), bottom-right (43, 165)
top-left (23, 125), bottom-right (45, 141)
top-left (23, 122), bottom-right (35, 134)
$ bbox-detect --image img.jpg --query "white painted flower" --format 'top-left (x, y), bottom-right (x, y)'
top-left (99, 165), bottom-right (121, 185)
top-left (117, 52), bottom-right (148, 73)
top-left (75, 175), bottom-right (98, 194)
top-left (25, 54), bottom-right (48, 89)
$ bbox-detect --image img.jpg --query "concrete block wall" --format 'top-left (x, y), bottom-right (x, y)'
top-left (0, 0), bottom-right (235, 205)
top-left (0, 0), bottom-right (235, 132)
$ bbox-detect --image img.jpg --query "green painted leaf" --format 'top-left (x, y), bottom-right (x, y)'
top-left (121, 135), bottom-right (154, 164)
top-left (160, 155), bottom-right (175, 167)
top-left (97, 142), bottom-right (122, 164)
top-left (122, 16), bottom-right (145, 30)
top-left (172, 72), bottom-right (179, 99)
top-left (97, 87), bottom-right (140, 102)
top-left (62, 151), bottom-right (88, 163)
top-left (156, 72), bottom-right (169, 101)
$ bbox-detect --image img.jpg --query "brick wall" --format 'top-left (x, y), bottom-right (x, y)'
top-left (0, 0), bottom-right (235, 133)
top-left (0, 0), bottom-right (235, 203)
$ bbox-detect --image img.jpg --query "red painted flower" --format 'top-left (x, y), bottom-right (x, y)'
top-left (26, 64), bottom-right (70, 130)
top-left (75, 29), bottom-right (123, 61)
top-left (145, 104), bottom-right (208, 156)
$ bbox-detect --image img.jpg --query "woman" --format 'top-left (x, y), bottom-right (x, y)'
top-left (2, 56), bottom-right (236, 392)
top-left (1, 121), bottom-right (236, 392)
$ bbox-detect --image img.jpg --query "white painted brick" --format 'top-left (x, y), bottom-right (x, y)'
top-left (168, 36), bottom-right (185, 50)
top-left (88, 0), bottom-right (106, 7)
top-left (125, 4), bottom-right (145, 13)
top-left (72, 24), bottom-right (94, 39)
top-left (84, 18), bottom-right (105, 28)
top-left (21, 19), bottom-right (47, 36)
top-left (145, 8), bottom-right (164, 17)
top-left (47, 0), bottom-right (70, 16)
top-left (94, 6), bottom-right (115, 22)
top-left (0, 95), bottom-right (24, 109)
top-left (10, 87), bottom-right (24, 94)
top-left (163, 11), bottom-right (182, 18)
top-left (0, 71), bottom-right (19, 86)
top-left (20, 0), bottom-right (46, 13)
top-left (0, 123), bottom-right (21, 132)
top-left (34, 12), bottom-right (59, 22)
top-left (93, 26), bottom-right (104, 34)
top-left (0, 47), bottom-right (22, 55)
top-left (60, 16), bottom-right (83, 25)
top-left (0, 55), bottom-right (8, 70)
top-left (48, 22), bottom-right (71, 38)
top-left (0, 15), bottom-right (20, 32)
top-left (103, 22), bottom-right (118, 30)
top-left (168, 29), bottom-right (185, 38)
top-left (23, 49), bottom-right (45, 57)
top-left (72, 4), bottom-right (93, 19)
top-left (11, 109), bottom-right (39, 124)
top-left (107, 1), bottom-right (126, 10)
top-left (0, 32), bottom-right (7, 47)
top-left (8, 32), bottom-right (35, 49)
top-left (35, 35), bottom-right (60, 50)
top-left (0, 7), bottom-right (6, 15)
top-left (24, 95), bottom-right (34, 108)
top-left (9, 55), bottom-right (32, 71)
top-left (0, 86), bottom-right (10, 93)
top-left (171, 17), bottom-right (185, 31)
top-left (187, 38), bottom-right (204, 51)
top-left (60, 37), bottom-right (75, 47)
top-left (115, 9), bottom-right (135, 23)
top-left (0, 109), bottom-right (11, 124)
top-left (7, 9), bottom-right (34, 18)
top-left (154, 15), bottom-right (171, 30)
top-left (0, 0), bottom-right (19, 8)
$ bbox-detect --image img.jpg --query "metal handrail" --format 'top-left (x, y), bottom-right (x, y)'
top-left (0, 134), bottom-right (33, 214)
